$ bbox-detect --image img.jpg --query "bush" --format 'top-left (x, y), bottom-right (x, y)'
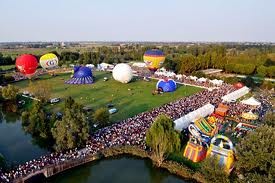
top-left (200, 156), bottom-right (230, 183)
top-left (192, 71), bottom-right (206, 78)
top-left (93, 107), bottom-right (110, 127)
top-left (4, 75), bottom-right (15, 82)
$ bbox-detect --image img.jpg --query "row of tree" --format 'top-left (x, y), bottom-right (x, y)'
top-left (0, 80), bottom-right (111, 151)
top-left (21, 96), bottom-right (110, 151)
top-left (1, 44), bottom-right (275, 77)
top-left (0, 53), bottom-right (14, 66)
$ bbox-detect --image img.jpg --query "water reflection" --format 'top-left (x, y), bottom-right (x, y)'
top-left (0, 108), bottom-right (187, 183)
top-left (0, 108), bottom-right (48, 164)
top-left (48, 157), bottom-right (186, 183)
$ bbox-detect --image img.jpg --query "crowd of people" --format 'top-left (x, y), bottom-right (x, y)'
top-left (12, 69), bottom-right (47, 81)
top-left (0, 78), bottom-right (272, 182)
top-left (0, 83), bottom-right (238, 182)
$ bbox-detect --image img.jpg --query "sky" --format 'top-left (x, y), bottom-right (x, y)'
top-left (0, 0), bottom-right (275, 42)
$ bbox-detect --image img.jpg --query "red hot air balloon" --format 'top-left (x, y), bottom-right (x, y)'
top-left (16, 54), bottom-right (38, 79)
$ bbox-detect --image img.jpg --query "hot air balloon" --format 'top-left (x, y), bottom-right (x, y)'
top-left (156, 79), bottom-right (177, 92)
top-left (112, 63), bottom-right (133, 83)
top-left (65, 66), bottom-right (94, 84)
top-left (39, 53), bottom-right (58, 70)
top-left (143, 49), bottom-right (165, 71)
top-left (15, 54), bottom-right (38, 79)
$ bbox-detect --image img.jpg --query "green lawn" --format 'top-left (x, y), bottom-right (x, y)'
top-left (0, 65), bottom-right (15, 70)
top-left (14, 72), bottom-right (203, 122)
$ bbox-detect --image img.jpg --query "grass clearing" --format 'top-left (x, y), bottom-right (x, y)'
top-left (13, 71), bottom-right (203, 122)
top-left (0, 65), bottom-right (15, 70)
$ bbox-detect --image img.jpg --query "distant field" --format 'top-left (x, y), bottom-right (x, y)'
top-left (13, 72), bottom-right (203, 122)
top-left (0, 47), bottom-right (94, 58)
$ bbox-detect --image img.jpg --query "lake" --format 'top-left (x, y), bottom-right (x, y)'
top-left (0, 109), bottom-right (187, 183)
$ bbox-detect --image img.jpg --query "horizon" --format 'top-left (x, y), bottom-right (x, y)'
top-left (1, 0), bottom-right (275, 42)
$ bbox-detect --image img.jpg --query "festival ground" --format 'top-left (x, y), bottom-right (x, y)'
top-left (13, 71), bottom-right (202, 122)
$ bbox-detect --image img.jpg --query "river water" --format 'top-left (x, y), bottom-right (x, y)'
top-left (0, 110), bottom-right (187, 183)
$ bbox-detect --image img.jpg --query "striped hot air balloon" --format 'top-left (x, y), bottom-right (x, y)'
top-left (15, 54), bottom-right (38, 79)
top-left (143, 49), bottom-right (165, 71)
top-left (39, 53), bottom-right (59, 70)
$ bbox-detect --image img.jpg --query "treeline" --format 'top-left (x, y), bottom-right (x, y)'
top-left (56, 46), bottom-right (151, 66)
top-left (1, 44), bottom-right (275, 77)
top-left (163, 46), bottom-right (275, 77)
top-left (57, 45), bottom-right (275, 77)
top-left (0, 53), bottom-right (14, 66)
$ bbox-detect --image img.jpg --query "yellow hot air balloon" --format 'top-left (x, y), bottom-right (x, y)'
top-left (39, 53), bottom-right (59, 70)
top-left (143, 49), bottom-right (165, 71)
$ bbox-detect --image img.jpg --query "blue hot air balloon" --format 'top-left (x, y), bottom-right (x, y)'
top-left (156, 79), bottom-right (177, 92)
top-left (65, 66), bottom-right (93, 84)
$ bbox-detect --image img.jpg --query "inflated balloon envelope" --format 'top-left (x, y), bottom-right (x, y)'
top-left (112, 63), bottom-right (133, 83)
top-left (16, 54), bottom-right (38, 79)
top-left (207, 135), bottom-right (235, 173)
top-left (39, 53), bottom-right (59, 70)
top-left (183, 138), bottom-right (207, 162)
top-left (143, 49), bottom-right (165, 72)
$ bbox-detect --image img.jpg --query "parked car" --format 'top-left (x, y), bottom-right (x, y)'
top-left (107, 103), bottom-right (114, 108)
top-left (109, 108), bottom-right (118, 114)
top-left (23, 91), bottom-right (30, 95)
top-left (49, 98), bottom-right (60, 104)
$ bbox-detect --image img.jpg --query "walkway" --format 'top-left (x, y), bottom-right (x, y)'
top-left (14, 151), bottom-right (99, 183)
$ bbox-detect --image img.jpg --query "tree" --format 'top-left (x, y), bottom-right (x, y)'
top-left (1, 84), bottom-right (19, 100)
top-left (200, 156), bottom-right (230, 183)
top-left (263, 112), bottom-right (275, 127)
top-left (146, 114), bottom-right (180, 166)
top-left (52, 99), bottom-right (89, 151)
top-left (236, 125), bottom-right (275, 183)
top-left (22, 101), bottom-right (52, 139)
top-left (257, 65), bottom-right (267, 77)
top-left (241, 76), bottom-right (256, 89)
top-left (65, 96), bottom-right (75, 109)
top-left (0, 153), bottom-right (5, 169)
top-left (27, 80), bottom-right (52, 102)
top-left (266, 66), bottom-right (275, 78)
top-left (163, 57), bottom-right (177, 72)
top-left (93, 108), bottom-right (110, 127)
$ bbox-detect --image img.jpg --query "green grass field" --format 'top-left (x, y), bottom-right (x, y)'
top-left (14, 72), bottom-right (203, 122)
top-left (0, 65), bottom-right (15, 70)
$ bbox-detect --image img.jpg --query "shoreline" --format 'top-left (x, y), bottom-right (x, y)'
top-left (100, 146), bottom-right (205, 183)
top-left (18, 146), bottom-right (205, 183)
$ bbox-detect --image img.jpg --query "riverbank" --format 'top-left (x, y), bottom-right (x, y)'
top-left (12, 146), bottom-right (206, 183)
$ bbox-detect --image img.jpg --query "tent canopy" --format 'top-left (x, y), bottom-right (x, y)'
top-left (241, 97), bottom-right (261, 106)
top-left (222, 86), bottom-right (250, 102)
top-left (174, 103), bottom-right (215, 131)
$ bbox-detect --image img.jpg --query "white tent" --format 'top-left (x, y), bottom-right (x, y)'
top-left (97, 63), bottom-right (114, 70)
top-left (132, 62), bottom-right (146, 67)
top-left (176, 74), bottom-right (183, 80)
top-left (86, 64), bottom-right (95, 69)
top-left (189, 76), bottom-right (198, 81)
top-left (210, 79), bottom-right (223, 86)
top-left (241, 97), bottom-right (261, 106)
top-left (198, 77), bottom-right (207, 82)
top-left (174, 103), bottom-right (215, 131)
top-left (222, 86), bottom-right (250, 102)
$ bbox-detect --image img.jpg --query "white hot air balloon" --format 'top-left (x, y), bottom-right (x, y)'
top-left (112, 63), bottom-right (133, 83)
